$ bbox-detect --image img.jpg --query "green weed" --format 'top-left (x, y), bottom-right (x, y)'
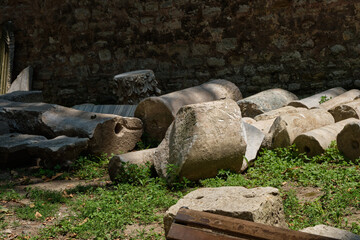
top-left (15, 189), bottom-right (66, 221)
top-left (71, 154), bottom-right (110, 180)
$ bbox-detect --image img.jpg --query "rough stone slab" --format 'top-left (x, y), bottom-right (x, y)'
top-left (108, 148), bottom-right (156, 181)
top-left (27, 136), bottom-right (89, 168)
top-left (242, 122), bottom-right (265, 172)
top-left (0, 91), bottom-right (43, 103)
top-left (113, 69), bottom-right (161, 104)
top-left (72, 104), bottom-right (137, 117)
top-left (254, 106), bottom-right (308, 121)
top-left (328, 99), bottom-right (360, 122)
top-left (337, 121), bottom-right (360, 161)
top-left (270, 108), bottom-right (335, 148)
top-left (8, 66), bottom-right (33, 93)
top-left (135, 79), bottom-right (242, 141)
top-left (294, 118), bottom-right (357, 157)
top-left (165, 99), bottom-right (246, 182)
top-left (0, 133), bottom-right (47, 168)
top-left (319, 89), bottom-right (360, 110)
top-left (300, 225), bottom-right (360, 240)
top-left (237, 88), bottom-right (298, 118)
top-left (288, 87), bottom-right (346, 109)
top-left (164, 186), bottom-right (287, 236)
top-left (0, 101), bottom-right (143, 155)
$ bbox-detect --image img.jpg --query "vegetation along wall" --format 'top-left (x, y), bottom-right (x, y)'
top-left (1, 0), bottom-right (360, 106)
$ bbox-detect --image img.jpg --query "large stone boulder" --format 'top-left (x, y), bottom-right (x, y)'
top-left (337, 121), bottom-right (360, 161)
top-left (108, 148), bottom-right (156, 181)
top-left (0, 133), bottom-right (46, 168)
top-left (288, 87), bottom-right (346, 109)
top-left (270, 108), bottom-right (335, 148)
top-left (164, 186), bottom-right (287, 236)
top-left (134, 79), bottom-right (242, 141)
top-left (319, 89), bottom-right (360, 110)
top-left (300, 225), bottom-right (360, 240)
top-left (328, 99), bottom-right (360, 122)
top-left (293, 118), bottom-right (358, 157)
top-left (27, 136), bottom-right (89, 168)
top-left (237, 88), bottom-right (298, 118)
top-left (0, 101), bottom-right (143, 155)
top-left (153, 99), bottom-right (247, 182)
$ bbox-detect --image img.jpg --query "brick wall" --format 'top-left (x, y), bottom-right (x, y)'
top-left (1, 0), bottom-right (359, 105)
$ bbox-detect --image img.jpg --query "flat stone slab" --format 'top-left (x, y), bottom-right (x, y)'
top-left (164, 186), bottom-right (287, 235)
top-left (0, 91), bottom-right (43, 103)
top-left (27, 136), bottom-right (89, 167)
top-left (15, 179), bottom-right (110, 192)
top-left (0, 133), bottom-right (47, 168)
top-left (301, 225), bottom-right (360, 240)
top-left (72, 104), bottom-right (136, 117)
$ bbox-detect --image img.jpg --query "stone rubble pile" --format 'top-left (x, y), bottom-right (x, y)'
top-left (2, 73), bottom-right (360, 179)
top-left (2, 73), bottom-right (360, 238)
top-left (109, 84), bottom-right (360, 183)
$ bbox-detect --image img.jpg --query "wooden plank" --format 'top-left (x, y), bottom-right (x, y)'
top-left (173, 208), bottom-right (338, 240)
top-left (167, 223), bottom-right (247, 240)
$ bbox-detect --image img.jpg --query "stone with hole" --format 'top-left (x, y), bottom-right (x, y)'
top-left (0, 100), bottom-right (142, 155)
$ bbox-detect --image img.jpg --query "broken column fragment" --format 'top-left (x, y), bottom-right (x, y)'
top-left (293, 118), bottom-right (357, 157)
top-left (165, 99), bottom-right (246, 182)
top-left (318, 89), bottom-right (360, 110)
top-left (0, 101), bottom-right (142, 155)
top-left (27, 136), bottom-right (89, 168)
top-left (270, 108), bottom-right (335, 148)
top-left (113, 70), bottom-right (161, 104)
top-left (287, 87), bottom-right (346, 109)
top-left (328, 99), bottom-right (360, 122)
top-left (0, 133), bottom-right (46, 168)
top-left (241, 122), bottom-right (265, 172)
top-left (337, 121), bottom-right (360, 161)
top-left (134, 79), bottom-right (242, 141)
top-left (254, 106), bottom-right (308, 121)
top-left (237, 88), bottom-right (298, 118)
top-left (108, 148), bottom-right (156, 181)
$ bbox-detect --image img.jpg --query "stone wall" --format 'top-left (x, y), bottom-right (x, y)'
top-left (1, 0), bottom-right (359, 106)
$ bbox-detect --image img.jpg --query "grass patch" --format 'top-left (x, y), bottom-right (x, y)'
top-left (71, 154), bottom-right (110, 180)
top-left (200, 145), bottom-right (360, 233)
top-left (1, 144), bottom-right (359, 239)
top-left (39, 178), bottom-right (182, 239)
top-left (15, 189), bottom-right (67, 221)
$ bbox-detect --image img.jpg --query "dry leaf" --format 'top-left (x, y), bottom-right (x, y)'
top-left (35, 212), bottom-right (42, 218)
top-left (29, 203), bottom-right (35, 208)
top-left (79, 217), bottom-right (88, 226)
